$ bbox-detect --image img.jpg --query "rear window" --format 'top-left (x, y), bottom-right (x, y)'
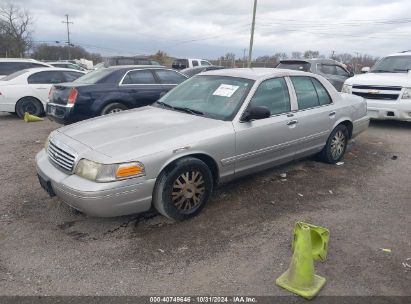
top-left (73, 68), bottom-right (113, 84)
top-left (0, 69), bottom-right (28, 81)
top-left (172, 59), bottom-right (189, 69)
top-left (0, 62), bottom-right (28, 75)
top-left (277, 62), bottom-right (311, 72)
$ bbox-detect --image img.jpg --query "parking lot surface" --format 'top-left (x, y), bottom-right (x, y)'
top-left (0, 112), bottom-right (410, 296)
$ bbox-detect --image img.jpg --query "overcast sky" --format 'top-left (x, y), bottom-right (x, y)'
top-left (12, 0), bottom-right (411, 59)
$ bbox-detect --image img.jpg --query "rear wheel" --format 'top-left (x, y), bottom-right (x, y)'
top-left (101, 103), bottom-right (128, 115)
top-left (153, 157), bottom-right (213, 221)
top-left (319, 124), bottom-right (349, 164)
top-left (15, 97), bottom-right (44, 118)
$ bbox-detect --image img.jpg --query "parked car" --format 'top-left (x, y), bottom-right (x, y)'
top-left (172, 58), bottom-right (212, 70)
top-left (276, 59), bottom-right (354, 91)
top-left (0, 58), bottom-right (52, 80)
top-left (36, 68), bottom-right (369, 220)
top-left (181, 65), bottom-right (225, 78)
top-left (48, 61), bottom-right (87, 72)
top-left (0, 68), bottom-right (85, 117)
top-left (342, 51), bottom-right (411, 121)
top-left (46, 65), bottom-right (188, 124)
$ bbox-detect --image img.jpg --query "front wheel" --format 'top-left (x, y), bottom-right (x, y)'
top-left (153, 157), bottom-right (213, 221)
top-left (319, 125), bottom-right (349, 164)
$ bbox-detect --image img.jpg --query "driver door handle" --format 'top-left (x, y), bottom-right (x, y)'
top-left (286, 119), bottom-right (298, 126)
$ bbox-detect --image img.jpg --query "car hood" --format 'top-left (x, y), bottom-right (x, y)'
top-left (345, 72), bottom-right (411, 87)
top-left (57, 106), bottom-right (230, 160)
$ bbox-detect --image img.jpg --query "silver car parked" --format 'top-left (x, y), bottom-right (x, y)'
top-left (36, 69), bottom-right (369, 220)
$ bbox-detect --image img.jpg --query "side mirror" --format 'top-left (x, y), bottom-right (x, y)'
top-left (361, 67), bottom-right (370, 74)
top-left (349, 71), bottom-right (355, 77)
top-left (242, 106), bottom-right (270, 122)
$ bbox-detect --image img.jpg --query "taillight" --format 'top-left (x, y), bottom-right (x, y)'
top-left (68, 88), bottom-right (78, 104)
top-left (48, 86), bottom-right (54, 100)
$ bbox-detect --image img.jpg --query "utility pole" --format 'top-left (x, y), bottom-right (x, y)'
top-left (248, 0), bottom-right (257, 68)
top-left (62, 14), bottom-right (73, 60)
top-left (243, 48), bottom-right (247, 68)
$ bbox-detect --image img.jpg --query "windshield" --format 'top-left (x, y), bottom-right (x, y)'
top-left (155, 75), bottom-right (254, 121)
top-left (277, 62), bottom-right (311, 72)
top-left (73, 68), bottom-right (112, 84)
top-left (370, 56), bottom-right (411, 73)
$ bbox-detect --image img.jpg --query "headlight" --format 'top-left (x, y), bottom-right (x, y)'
top-left (401, 88), bottom-right (411, 99)
top-left (341, 84), bottom-right (352, 94)
top-left (75, 159), bottom-right (145, 182)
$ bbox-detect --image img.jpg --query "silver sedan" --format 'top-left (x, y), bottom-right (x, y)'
top-left (36, 68), bottom-right (369, 220)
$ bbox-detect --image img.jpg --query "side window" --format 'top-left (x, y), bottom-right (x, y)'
top-left (62, 71), bottom-right (84, 82)
top-left (0, 62), bottom-right (26, 75)
top-left (290, 77), bottom-right (320, 110)
top-left (335, 66), bottom-right (349, 77)
top-left (122, 70), bottom-right (156, 85)
top-left (155, 70), bottom-right (187, 84)
top-left (319, 64), bottom-right (337, 75)
top-left (201, 60), bottom-right (211, 66)
top-left (311, 78), bottom-right (332, 105)
top-left (249, 78), bottom-right (291, 116)
top-left (192, 60), bottom-right (199, 67)
top-left (27, 71), bottom-right (65, 84)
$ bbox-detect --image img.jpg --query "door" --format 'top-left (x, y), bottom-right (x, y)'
top-left (153, 69), bottom-right (187, 93)
top-left (27, 71), bottom-right (66, 104)
top-left (288, 76), bottom-right (336, 158)
top-left (233, 77), bottom-right (300, 176)
top-left (118, 69), bottom-right (164, 107)
top-left (317, 64), bottom-right (350, 91)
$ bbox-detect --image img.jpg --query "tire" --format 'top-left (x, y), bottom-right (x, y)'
top-left (319, 124), bottom-right (349, 164)
top-left (101, 103), bottom-right (128, 115)
top-left (153, 157), bottom-right (213, 221)
top-left (15, 97), bottom-right (44, 118)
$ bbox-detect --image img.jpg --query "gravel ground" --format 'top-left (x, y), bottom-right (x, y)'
top-left (0, 113), bottom-right (410, 297)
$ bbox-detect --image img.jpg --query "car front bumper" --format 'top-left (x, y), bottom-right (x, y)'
top-left (36, 149), bottom-right (155, 217)
top-left (365, 99), bottom-right (411, 121)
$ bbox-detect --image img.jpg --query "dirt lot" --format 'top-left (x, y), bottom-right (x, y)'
top-left (0, 112), bottom-right (410, 297)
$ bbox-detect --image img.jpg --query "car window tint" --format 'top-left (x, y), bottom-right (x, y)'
top-left (62, 71), bottom-right (84, 82)
top-left (291, 76), bottom-right (320, 110)
top-left (0, 62), bottom-right (27, 75)
top-left (319, 64), bottom-right (337, 75)
top-left (201, 61), bottom-right (211, 66)
top-left (192, 60), bottom-right (199, 67)
top-left (28, 63), bottom-right (48, 69)
top-left (249, 78), bottom-right (291, 115)
top-left (311, 78), bottom-right (332, 105)
top-left (27, 71), bottom-right (65, 84)
top-left (335, 66), bottom-right (349, 77)
top-left (155, 70), bottom-right (186, 84)
top-left (122, 70), bottom-right (156, 84)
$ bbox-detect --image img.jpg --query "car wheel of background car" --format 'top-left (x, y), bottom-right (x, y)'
top-left (101, 103), bottom-right (128, 115)
top-left (15, 97), bottom-right (44, 118)
top-left (319, 124), bottom-right (349, 164)
top-left (153, 157), bottom-right (213, 221)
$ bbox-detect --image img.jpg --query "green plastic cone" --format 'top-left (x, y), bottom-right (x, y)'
top-left (276, 223), bottom-right (326, 299)
top-left (24, 112), bottom-right (44, 122)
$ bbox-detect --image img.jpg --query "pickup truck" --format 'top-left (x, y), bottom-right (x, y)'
top-left (342, 51), bottom-right (411, 121)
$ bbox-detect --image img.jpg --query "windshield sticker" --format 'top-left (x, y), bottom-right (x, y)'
top-left (213, 84), bottom-right (240, 97)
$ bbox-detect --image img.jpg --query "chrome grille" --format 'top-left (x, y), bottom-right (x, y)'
top-left (352, 85), bottom-right (401, 101)
top-left (47, 140), bottom-right (76, 172)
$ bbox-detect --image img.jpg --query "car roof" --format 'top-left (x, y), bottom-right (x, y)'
top-left (22, 67), bottom-right (86, 74)
top-left (387, 51), bottom-right (411, 57)
top-left (104, 65), bottom-right (167, 71)
top-left (0, 58), bottom-right (48, 63)
top-left (280, 58), bottom-right (344, 65)
top-left (200, 68), bottom-right (309, 80)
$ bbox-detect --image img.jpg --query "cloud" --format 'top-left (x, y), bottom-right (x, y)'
top-left (12, 0), bottom-right (411, 59)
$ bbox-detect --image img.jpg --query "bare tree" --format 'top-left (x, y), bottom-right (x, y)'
top-left (303, 50), bottom-right (320, 59)
top-left (0, 3), bottom-right (33, 57)
top-left (291, 51), bottom-right (302, 59)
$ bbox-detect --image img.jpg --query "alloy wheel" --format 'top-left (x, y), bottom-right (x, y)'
top-left (171, 170), bottom-right (205, 212)
top-left (331, 130), bottom-right (346, 159)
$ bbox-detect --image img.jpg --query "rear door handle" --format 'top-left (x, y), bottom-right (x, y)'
top-left (286, 119), bottom-right (298, 126)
